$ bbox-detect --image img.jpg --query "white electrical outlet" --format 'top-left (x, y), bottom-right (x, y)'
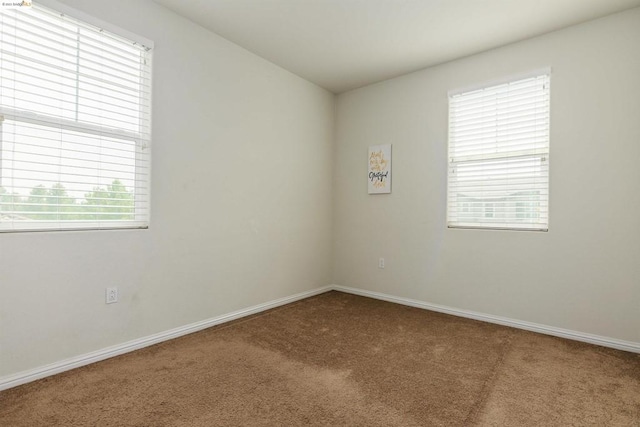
top-left (106, 287), bottom-right (118, 304)
top-left (379, 258), bottom-right (385, 269)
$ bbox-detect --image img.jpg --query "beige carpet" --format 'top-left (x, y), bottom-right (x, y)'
top-left (1, 291), bottom-right (639, 426)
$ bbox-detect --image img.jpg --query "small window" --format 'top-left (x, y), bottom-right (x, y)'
top-left (447, 71), bottom-right (550, 231)
top-left (0, 3), bottom-right (152, 232)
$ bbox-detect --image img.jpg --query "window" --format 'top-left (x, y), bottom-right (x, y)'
top-left (0, 2), bottom-right (152, 232)
top-left (447, 70), bottom-right (550, 231)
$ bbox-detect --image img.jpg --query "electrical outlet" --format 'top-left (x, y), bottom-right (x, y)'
top-left (378, 258), bottom-right (385, 269)
top-left (106, 287), bottom-right (118, 304)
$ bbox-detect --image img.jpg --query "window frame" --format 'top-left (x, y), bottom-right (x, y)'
top-left (446, 69), bottom-right (551, 232)
top-left (0, 0), bottom-right (153, 233)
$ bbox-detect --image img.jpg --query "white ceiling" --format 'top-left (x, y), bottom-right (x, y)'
top-left (154, 0), bottom-right (640, 93)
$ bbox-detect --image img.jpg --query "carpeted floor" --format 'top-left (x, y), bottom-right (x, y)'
top-left (1, 291), bottom-right (639, 426)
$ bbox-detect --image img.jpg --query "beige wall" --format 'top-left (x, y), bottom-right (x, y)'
top-left (0, 0), bottom-right (335, 377)
top-left (333, 8), bottom-right (640, 343)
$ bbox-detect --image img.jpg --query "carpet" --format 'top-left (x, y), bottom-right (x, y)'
top-left (1, 291), bottom-right (639, 426)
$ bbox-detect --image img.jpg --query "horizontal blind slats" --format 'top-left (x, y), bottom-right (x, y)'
top-left (1, 185), bottom-right (148, 197)
top-left (1, 109), bottom-right (150, 144)
top-left (0, 4), bottom-right (152, 232)
top-left (1, 87), bottom-right (149, 129)
top-left (1, 18), bottom-right (147, 70)
top-left (0, 29), bottom-right (149, 83)
top-left (450, 101), bottom-right (549, 124)
top-left (0, 42), bottom-right (149, 89)
top-left (450, 91), bottom-right (549, 118)
top-left (447, 72), bottom-right (550, 230)
top-left (450, 112), bottom-right (550, 133)
top-left (8, 10), bottom-right (145, 60)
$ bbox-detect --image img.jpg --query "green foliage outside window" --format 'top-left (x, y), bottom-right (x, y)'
top-left (0, 180), bottom-right (134, 221)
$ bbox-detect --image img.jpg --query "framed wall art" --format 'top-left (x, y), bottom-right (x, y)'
top-left (368, 144), bottom-right (392, 194)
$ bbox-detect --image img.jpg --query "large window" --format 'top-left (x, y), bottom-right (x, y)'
top-left (0, 2), bottom-right (152, 232)
top-left (447, 70), bottom-right (550, 231)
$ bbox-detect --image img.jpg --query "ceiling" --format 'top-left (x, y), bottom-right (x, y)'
top-left (154, 0), bottom-right (640, 93)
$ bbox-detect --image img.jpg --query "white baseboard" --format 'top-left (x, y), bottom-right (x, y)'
top-left (3, 284), bottom-right (638, 392)
top-left (0, 286), bottom-right (332, 392)
top-left (332, 285), bottom-right (640, 354)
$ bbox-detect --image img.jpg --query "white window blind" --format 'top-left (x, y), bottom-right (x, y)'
top-left (447, 71), bottom-right (550, 231)
top-left (0, 2), bottom-right (152, 232)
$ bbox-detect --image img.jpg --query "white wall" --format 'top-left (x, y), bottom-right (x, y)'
top-left (333, 9), bottom-right (640, 343)
top-left (0, 0), bottom-right (334, 377)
